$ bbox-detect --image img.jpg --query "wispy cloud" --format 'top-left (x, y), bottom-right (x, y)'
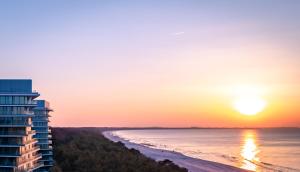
top-left (171, 31), bottom-right (185, 36)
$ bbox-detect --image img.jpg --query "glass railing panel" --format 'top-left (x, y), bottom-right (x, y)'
top-left (0, 130), bottom-right (26, 135)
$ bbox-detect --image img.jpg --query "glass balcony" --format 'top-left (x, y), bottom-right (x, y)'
top-left (0, 121), bottom-right (31, 126)
top-left (34, 128), bottom-right (51, 133)
top-left (0, 159), bottom-right (16, 167)
top-left (40, 150), bottom-right (53, 156)
top-left (39, 145), bottom-right (52, 150)
top-left (41, 157), bottom-right (54, 162)
top-left (0, 130), bottom-right (25, 136)
top-left (43, 160), bottom-right (54, 166)
top-left (0, 139), bottom-right (23, 145)
top-left (37, 139), bottom-right (52, 144)
top-left (0, 151), bottom-right (20, 157)
top-left (30, 161), bottom-right (44, 171)
top-left (0, 138), bottom-right (37, 146)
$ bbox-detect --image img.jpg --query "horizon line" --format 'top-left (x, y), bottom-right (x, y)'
top-left (51, 126), bottom-right (300, 129)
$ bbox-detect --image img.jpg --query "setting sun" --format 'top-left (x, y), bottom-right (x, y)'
top-left (232, 85), bottom-right (267, 115)
top-left (234, 97), bottom-right (267, 115)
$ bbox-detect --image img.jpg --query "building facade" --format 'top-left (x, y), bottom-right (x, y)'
top-left (0, 79), bottom-right (42, 172)
top-left (32, 100), bottom-right (53, 172)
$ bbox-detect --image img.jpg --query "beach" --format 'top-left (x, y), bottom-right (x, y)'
top-left (103, 131), bottom-right (249, 172)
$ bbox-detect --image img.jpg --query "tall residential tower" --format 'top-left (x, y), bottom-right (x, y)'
top-left (0, 79), bottom-right (42, 172)
top-left (32, 100), bottom-right (53, 172)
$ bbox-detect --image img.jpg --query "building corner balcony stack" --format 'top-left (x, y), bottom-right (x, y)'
top-left (32, 100), bottom-right (53, 172)
top-left (0, 79), bottom-right (43, 172)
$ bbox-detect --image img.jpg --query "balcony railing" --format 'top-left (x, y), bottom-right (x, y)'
top-left (0, 140), bottom-right (23, 145)
top-left (32, 117), bottom-right (48, 121)
top-left (37, 139), bottom-right (52, 144)
top-left (0, 151), bottom-right (20, 157)
top-left (0, 138), bottom-right (37, 146)
top-left (30, 161), bottom-right (44, 171)
top-left (0, 131), bottom-right (25, 136)
top-left (41, 155), bottom-right (54, 161)
top-left (34, 128), bottom-right (51, 133)
top-left (0, 103), bottom-right (37, 107)
top-left (39, 145), bottom-right (52, 150)
top-left (41, 150), bottom-right (53, 156)
top-left (0, 121), bottom-right (31, 126)
top-left (17, 153), bottom-right (42, 165)
top-left (43, 161), bottom-right (54, 166)
top-left (0, 160), bottom-right (16, 167)
top-left (0, 111), bottom-right (34, 117)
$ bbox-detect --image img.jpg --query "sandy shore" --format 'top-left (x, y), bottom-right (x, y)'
top-left (103, 131), bottom-right (249, 172)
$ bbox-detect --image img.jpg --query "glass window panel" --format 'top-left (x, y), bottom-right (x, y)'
top-left (0, 96), bottom-right (5, 104)
top-left (8, 96), bottom-right (13, 104)
top-left (20, 96), bottom-right (25, 104)
top-left (15, 96), bottom-right (20, 104)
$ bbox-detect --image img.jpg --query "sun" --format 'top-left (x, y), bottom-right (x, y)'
top-left (231, 84), bottom-right (267, 115)
top-left (234, 97), bottom-right (266, 115)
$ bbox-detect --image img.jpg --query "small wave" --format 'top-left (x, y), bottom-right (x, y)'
top-left (207, 152), bottom-right (300, 172)
top-left (256, 161), bottom-right (300, 172)
top-left (141, 143), bottom-right (155, 147)
top-left (239, 156), bottom-right (300, 172)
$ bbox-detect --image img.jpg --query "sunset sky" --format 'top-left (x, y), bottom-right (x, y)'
top-left (1, 0), bottom-right (299, 127)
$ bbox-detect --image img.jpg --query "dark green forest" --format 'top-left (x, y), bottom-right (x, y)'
top-left (51, 128), bottom-right (188, 172)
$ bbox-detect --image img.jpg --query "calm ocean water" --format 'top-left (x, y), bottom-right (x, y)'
top-left (113, 128), bottom-right (300, 172)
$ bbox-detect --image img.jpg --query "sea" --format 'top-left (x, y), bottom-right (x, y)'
top-left (112, 128), bottom-right (300, 172)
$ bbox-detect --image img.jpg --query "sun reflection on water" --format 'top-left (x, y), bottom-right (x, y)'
top-left (240, 131), bottom-right (260, 171)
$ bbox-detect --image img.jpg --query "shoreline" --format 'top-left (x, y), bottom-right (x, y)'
top-left (103, 131), bottom-right (249, 172)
